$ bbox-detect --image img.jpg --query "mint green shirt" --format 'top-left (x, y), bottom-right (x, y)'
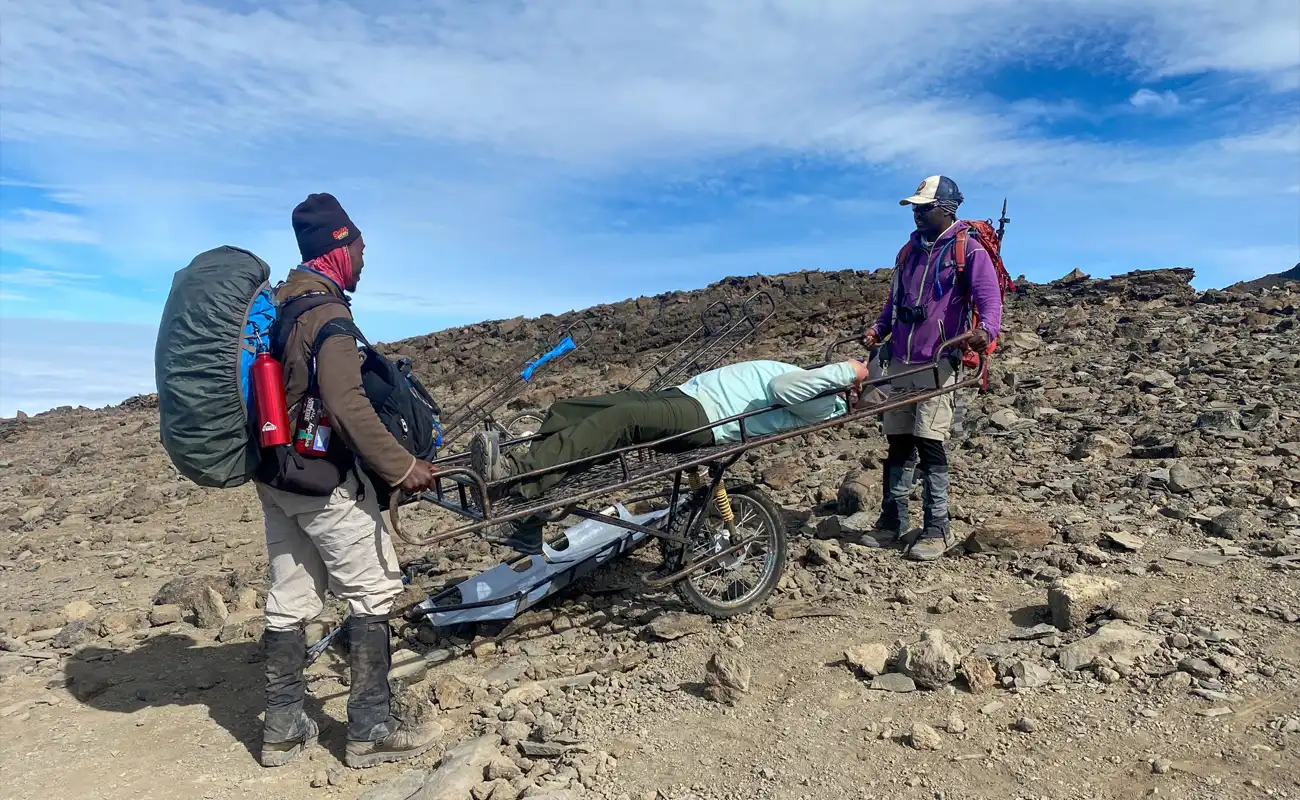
top-left (675, 360), bottom-right (859, 444)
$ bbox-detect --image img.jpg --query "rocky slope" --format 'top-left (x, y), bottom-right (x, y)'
top-left (0, 266), bottom-right (1298, 800)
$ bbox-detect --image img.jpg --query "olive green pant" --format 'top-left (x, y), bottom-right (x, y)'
top-left (506, 388), bottom-right (712, 499)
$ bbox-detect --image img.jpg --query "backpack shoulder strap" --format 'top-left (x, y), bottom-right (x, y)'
top-left (270, 292), bottom-right (348, 360)
top-left (313, 316), bottom-right (370, 355)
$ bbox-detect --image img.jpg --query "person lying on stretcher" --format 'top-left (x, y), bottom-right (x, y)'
top-left (469, 358), bottom-right (880, 554)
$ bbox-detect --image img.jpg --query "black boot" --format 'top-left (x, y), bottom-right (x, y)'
top-left (343, 615), bottom-right (440, 769)
top-left (260, 627), bottom-right (319, 767)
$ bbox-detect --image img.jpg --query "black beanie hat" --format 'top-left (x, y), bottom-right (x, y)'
top-left (291, 192), bottom-right (360, 262)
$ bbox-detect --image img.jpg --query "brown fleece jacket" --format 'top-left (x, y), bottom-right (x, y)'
top-left (274, 270), bottom-right (416, 487)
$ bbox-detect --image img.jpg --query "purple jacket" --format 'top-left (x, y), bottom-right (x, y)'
top-left (868, 221), bottom-right (1003, 364)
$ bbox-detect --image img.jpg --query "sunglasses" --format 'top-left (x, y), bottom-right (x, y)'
top-left (911, 203), bottom-right (937, 213)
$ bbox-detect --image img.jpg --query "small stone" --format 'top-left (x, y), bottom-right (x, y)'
top-left (945, 714), bottom-right (966, 734)
top-left (960, 655), bottom-right (998, 694)
top-left (907, 722), bottom-right (943, 751)
top-left (930, 596), bottom-right (959, 615)
top-left (193, 587), bottom-right (229, 630)
top-left (1011, 661), bottom-right (1053, 689)
top-left (979, 701), bottom-right (1005, 716)
top-left (1152, 758), bottom-right (1172, 775)
top-left (844, 643), bottom-right (889, 678)
top-left (1168, 462), bottom-right (1206, 494)
top-left (965, 514), bottom-right (1053, 554)
top-left (311, 770), bottom-right (329, 788)
top-left (703, 651), bottom-right (751, 706)
top-left (1209, 654), bottom-right (1245, 677)
top-left (646, 613), bottom-right (710, 641)
top-left (1103, 531), bottom-right (1145, 552)
top-left (1096, 667), bottom-right (1122, 684)
top-left (1048, 573), bottom-right (1121, 631)
top-left (148, 605), bottom-right (183, 626)
top-left (62, 601), bottom-right (96, 622)
top-left (500, 721), bottom-right (532, 745)
top-left (1013, 716), bottom-right (1039, 733)
top-left (1178, 658), bottom-right (1221, 680)
top-left (869, 673), bottom-right (916, 693)
top-left (1158, 671), bottom-right (1193, 691)
top-left (1057, 621), bottom-right (1161, 671)
top-left (896, 629), bottom-right (959, 690)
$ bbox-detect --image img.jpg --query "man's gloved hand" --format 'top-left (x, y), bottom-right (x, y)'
top-left (968, 327), bottom-right (991, 351)
top-left (400, 459), bottom-right (438, 494)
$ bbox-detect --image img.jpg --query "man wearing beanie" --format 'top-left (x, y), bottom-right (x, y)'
top-left (254, 192), bottom-right (440, 769)
top-left (860, 176), bottom-right (1003, 562)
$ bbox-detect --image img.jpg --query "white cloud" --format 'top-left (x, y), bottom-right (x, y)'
top-left (0, 267), bottom-right (99, 287)
top-left (0, 209), bottom-right (100, 244)
top-left (0, 318), bottom-right (157, 417)
top-left (1129, 88), bottom-right (1182, 113)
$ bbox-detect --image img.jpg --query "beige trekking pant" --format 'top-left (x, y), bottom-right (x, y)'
top-left (882, 358), bottom-right (958, 442)
top-left (256, 470), bottom-right (403, 631)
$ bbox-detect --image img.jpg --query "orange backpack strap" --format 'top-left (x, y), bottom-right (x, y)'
top-left (894, 241), bottom-right (912, 269)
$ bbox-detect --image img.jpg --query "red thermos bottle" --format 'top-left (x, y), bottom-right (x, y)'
top-left (252, 351), bottom-right (292, 447)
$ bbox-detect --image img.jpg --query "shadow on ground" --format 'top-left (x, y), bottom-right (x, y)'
top-left (65, 633), bottom-right (332, 762)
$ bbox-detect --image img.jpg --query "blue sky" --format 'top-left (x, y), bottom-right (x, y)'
top-left (1, 0), bottom-right (1298, 417)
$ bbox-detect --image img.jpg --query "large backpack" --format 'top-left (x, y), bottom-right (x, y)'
top-left (155, 246), bottom-right (277, 487)
top-left (271, 291), bottom-right (441, 508)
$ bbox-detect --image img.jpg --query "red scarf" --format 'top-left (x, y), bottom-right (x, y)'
top-left (302, 244), bottom-right (353, 291)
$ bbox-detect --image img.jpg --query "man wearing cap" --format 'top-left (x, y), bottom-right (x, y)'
top-left (860, 176), bottom-right (1003, 561)
top-left (254, 193), bottom-right (440, 769)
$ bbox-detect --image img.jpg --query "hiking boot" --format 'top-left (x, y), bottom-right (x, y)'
top-left (260, 627), bottom-right (319, 767)
top-left (469, 430), bottom-right (508, 483)
top-left (342, 615), bottom-right (439, 769)
top-left (905, 522), bottom-right (960, 561)
top-left (344, 716), bottom-right (441, 769)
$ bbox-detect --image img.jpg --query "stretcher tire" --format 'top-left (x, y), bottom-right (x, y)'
top-left (665, 482), bottom-right (787, 618)
top-left (500, 408), bottom-right (546, 440)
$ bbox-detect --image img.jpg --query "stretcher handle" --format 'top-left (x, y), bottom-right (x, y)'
top-left (700, 300), bottom-right (733, 337)
top-left (386, 466), bottom-right (489, 546)
top-left (545, 317), bottom-right (594, 349)
top-left (740, 290), bottom-right (776, 326)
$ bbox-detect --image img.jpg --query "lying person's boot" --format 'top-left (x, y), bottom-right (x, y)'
top-left (469, 430), bottom-right (515, 509)
top-left (343, 615), bottom-right (439, 769)
top-left (260, 627), bottom-right (320, 767)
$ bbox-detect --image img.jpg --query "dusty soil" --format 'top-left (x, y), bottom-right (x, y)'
top-left (1, 266), bottom-right (1298, 800)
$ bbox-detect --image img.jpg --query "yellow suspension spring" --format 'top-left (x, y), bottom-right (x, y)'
top-left (687, 469), bottom-right (702, 491)
top-left (712, 483), bottom-right (735, 525)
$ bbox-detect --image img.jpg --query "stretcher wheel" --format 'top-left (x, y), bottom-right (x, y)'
top-left (664, 483), bottom-right (787, 618)
top-left (500, 408), bottom-right (546, 440)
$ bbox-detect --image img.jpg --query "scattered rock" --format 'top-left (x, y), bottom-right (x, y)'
top-left (703, 651), bottom-right (751, 706)
top-left (1048, 573), bottom-right (1121, 631)
top-left (148, 605), bottom-right (183, 627)
top-left (1013, 716), bottom-right (1040, 733)
top-left (869, 673), bottom-right (916, 693)
top-left (965, 514), bottom-right (1053, 554)
top-left (896, 630), bottom-right (959, 690)
top-left (844, 643), bottom-right (889, 678)
top-left (945, 714), bottom-right (966, 734)
top-left (907, 722), bottom-right (943, 751)
top-left (1168, 462), bottom-right (1206, 494)
top-left (646, 613), bottom-right (710, 641)
top-left (960, 655), bottom-right (998, 694)
top-left (1011, 661), bottom-right (1053, 689)
top-left (1057, 621), bottom-right (1161, 671)
top-left (419, 735), bottom-right (501, 800)
top-left (193, 587), bottom-right (229, 630)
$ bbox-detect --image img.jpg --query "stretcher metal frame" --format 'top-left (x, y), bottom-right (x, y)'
top-left (390, 332), bottom-right (986, 581)
top-left (624, 291), bottom-right (777, 392)
top-left (306, 333), bottom-right (986, 663)
top-left (434, 318), bottom-right (596, 450)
